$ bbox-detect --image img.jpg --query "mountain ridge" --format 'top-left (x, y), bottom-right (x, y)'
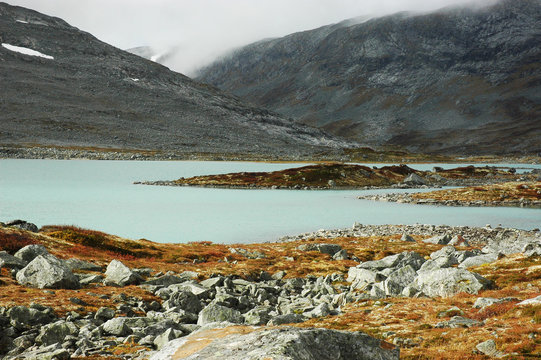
top-left (0, 2), bottom-right (349, 160)
top-left (197, 0), bottom-right (541, 155)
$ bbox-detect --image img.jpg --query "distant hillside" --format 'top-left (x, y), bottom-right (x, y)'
top-left (0, 2), bottom-right (348, 159)
top-left (197, 0), bottom-right (541, 155)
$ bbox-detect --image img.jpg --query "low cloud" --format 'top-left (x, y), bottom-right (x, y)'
top-left (11, 0), bottom-right (498, 75)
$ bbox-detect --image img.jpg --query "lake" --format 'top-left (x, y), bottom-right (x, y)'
top-left (0, 160), bottom-right (539, 244)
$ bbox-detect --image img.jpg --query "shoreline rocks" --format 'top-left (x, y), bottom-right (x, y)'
top-left (358, 192), bottom-right (541, 208)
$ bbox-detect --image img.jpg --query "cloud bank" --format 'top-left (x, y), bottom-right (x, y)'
top-left (10, 0), bottom-right (497, 75)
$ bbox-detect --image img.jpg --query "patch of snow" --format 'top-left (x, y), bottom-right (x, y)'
top-left (130, 78), bottom-right (140, 82)
top-left (150, 53), bottom-right (165, 62)
top-left (16, 20), bottom-right (28, 24)
top-left (2, 43), bottom-right (54, 59)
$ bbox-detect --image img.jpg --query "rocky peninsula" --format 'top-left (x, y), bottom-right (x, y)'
top-left (359, 181), bottom-right (541, 208)
top-left (136, 163), bottom-right (537, 190)
top-left (1, 220), bottom-right (540, 359)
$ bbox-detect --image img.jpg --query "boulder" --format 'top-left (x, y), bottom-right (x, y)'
top-left (36, 320), bottom-right (79, 346)
top-left (401, 234), bottom-right (415, 242)
top-left (8, 305), bottom-right (55, 327)
top-left (413, 268), bottom-right (492, 298)
top-left (476, 340), bottom-right (505, 358)
top-left (517, 295), bottom-right (541, 306)
top-left (347, 268), bottom-right (380, 290)
top-left (243, 306), bottom-right (272, 325)
top-left (358, 251), bottom-right (425, 271)
top-left (163, 289), bottom-right (202, 314)
top-left (0, 251), bottom-right (27, 270)
top-left (267, 313), bottom-right (308, 326)
top-left (11, 343), bottom-right (69, 360)
top-left (104, 259), bottom-right (142, 286)
top-left (64, 258), bottom-right (102, 271)
top-left (383, 265), bottom-right (417, 296)
top-left (435, 316), bottom-right (482, 328)
top-left (14, 244), bottom-right (48, 263)
top-left (332, 249), bottom-right (348, 260)
top-left (423, 234), bottom-right (451, 245)
top-left (16, 254), bottom-right (80, 289)
top-left (473, 297), bottom-right (517, 309)
top-left (143, 275), bottom-right (186, 287)
top-left (102, 317), bottom-right (132, 336)
top-left (458, 253), bottom-right (499, 269)
top-left (402, 173), bottom-right (426, 185)
top-left (6, 220), bottom-right (38, 232)
top-left (154, 328), bottom-right (183, 350)
top-left (94, 307), bottom-right (116, 321)
top-left (297, 243), bottom-right (342, 256)
top-left (197, 303), bottom-right (243, 325)
top-left (149, 326), bottom-right (400, 360)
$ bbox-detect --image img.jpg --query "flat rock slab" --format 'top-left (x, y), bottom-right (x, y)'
top-left (150, 325), bottom-right (399, 360)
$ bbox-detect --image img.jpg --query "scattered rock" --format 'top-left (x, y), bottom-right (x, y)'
top-left (435, 316), bottom-right (482, 328)
top-left (16, 254), bottom-right (80, 289)
top-left (197, 303), bottom-right (243, 325)
top-left (476, 339), bottom-right (505, 358)
top-left (0, 251), bottom-right (28, 270)
top-left (104, 260), bottom-right (143, 286)
top-left (517, 295), bottom-right (541, 306)
top-left (297, 243), bottom-right (343, 256)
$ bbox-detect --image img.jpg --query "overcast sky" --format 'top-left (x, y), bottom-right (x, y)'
top-left (10, 0), bottom-right (494, 75)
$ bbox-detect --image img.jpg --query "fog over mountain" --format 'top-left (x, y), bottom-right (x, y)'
top-left (8, 0), bottom-right (497, 75)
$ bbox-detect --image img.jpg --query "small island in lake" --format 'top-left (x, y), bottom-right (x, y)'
top-left (137, 163), bottom-right (537, 190)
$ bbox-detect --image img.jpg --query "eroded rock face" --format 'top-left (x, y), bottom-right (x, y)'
top-left (150, 325), bottom-right (399, 360)
top-left (15, 254), bottom-right (80, 289)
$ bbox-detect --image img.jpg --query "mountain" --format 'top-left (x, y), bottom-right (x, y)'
top-left (197, 0), bottom-right (541, 155)
top-left (0, 2), bottom-right (348, 159)
top-left (125, 46), bottom-right (176, 65)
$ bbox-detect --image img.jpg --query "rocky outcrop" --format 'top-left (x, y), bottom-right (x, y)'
top-left (197, 0), bottom-right (541, 155)
top-left (149, 325), bottom-right (399, 360)
top-left (15, 254), bottom-right (80, 289)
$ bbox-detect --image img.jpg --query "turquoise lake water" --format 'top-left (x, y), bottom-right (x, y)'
top-left (0, 160), bottom-right (539, 243)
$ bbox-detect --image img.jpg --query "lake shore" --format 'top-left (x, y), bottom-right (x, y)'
top-left (1, 221), bottom-right (540, 359)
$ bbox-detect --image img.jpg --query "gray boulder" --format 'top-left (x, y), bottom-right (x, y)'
top-left (358, 251), bottom-right (425, 271)
top-left (154, 328), bottom-right (183, 350)
top-left (413, 268), bottom-right (492, 298)
top-left (297, 243), bottom-right (342, 256)
top-left (347, 268), bottom-right (380, 290)
top-left (6, 220), bottom-right (39, 232)
top-left (423, 234), bottom-right (451, 245)
top-left (149, 326), bottom-right (399, 360)
top-left (458, 253), bottom-right (499, 269)
top-left (267, 313), bottom-right (307, 326)
top-left (143, 275), bottom-right (186, 287)
top-left (383, 265), bottom-right (417, 296)
top-left (102, 317), bottom-right (132, 336)
top-left (8, 305), bottom-right (55, 327)
top-left (435, 316), bottom-right (482, 328)
top-left (197, 303), bottom-right (244, 325)
top-left (104, 259), bottom-right (142, 286)
top-left (243, 306), bottom-right (272, 325)
top-left (402, 173), bottom-right (426, 185)
top-left (64, 258), bottom-right (102, 271)
top-left (517, 295), bottom-right (541, 306)
top-left (0, 251), bottom-right (28, 270)
top-left (476, 340), bottom-right (505, 358)
top-left (332, 249), bottom-right (348, 260)
top-left (36, 320), bottom-right (79, 346)
top-left (94, 307), bottom-right (116, 321)
top-left (401, 234), bottom-right (415, 242)
top-left (11, 343), bottom-right (69, 360)
top-left (14, 244), bottom-right (48, 263)
top-left (473, 297), bottom-right (517, 309)
top-left (163, 289), bottom-right (202, 314)
top-left (16, 254), bottom-right (80, 289)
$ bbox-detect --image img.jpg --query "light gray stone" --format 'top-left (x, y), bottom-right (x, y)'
top-left (16, 254), bottom-right (80, 289)
top-left (435, 316), bottom-right (482, 328)
top-left (413, 268), bottom-right (492, 298)
top-left (267, 313), bottom-right (306, 326)
top-left (154, 328), bottom-right (183, 350)
top-left (403, 173), bottom-right (426, 185)
top-left (297, 243), bottom-right (342, 256)
top-left (94, 307), bottom-right (116, 321)
top-left (476, 339), bottom-right (505, 358)
top-left (423, 234), bottom-right (451, 245)
top-left (458, 253), bottom-right (499, 269)
top-left (197, 303), bottom-right (243, 325)
top-left (149, 325), bottom-right (400, 360)
top-left (36, 320), bottom-right (79, 346)
top-left (243, 306), bottom-right (272, 325)
top-left (102, 317), bottom-right (132, 336)
top-left (104, 259), bottom-right (142, 286)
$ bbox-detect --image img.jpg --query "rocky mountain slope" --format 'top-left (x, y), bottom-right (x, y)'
top-left (0, 2), bottom-right (348, 159)
top-left (197, 0), bottom-right (541, 155)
